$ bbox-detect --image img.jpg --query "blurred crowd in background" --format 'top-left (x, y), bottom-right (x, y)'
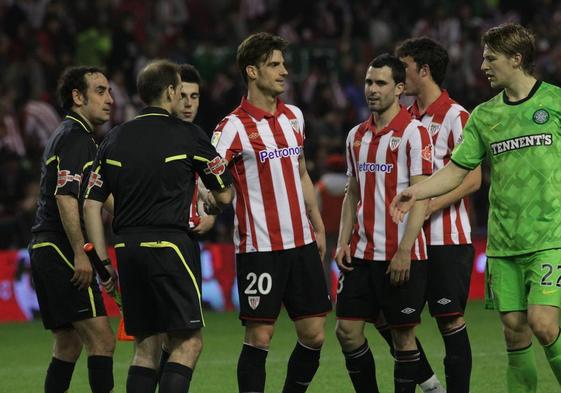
top-left (1, 0), bottom-right (561, 249)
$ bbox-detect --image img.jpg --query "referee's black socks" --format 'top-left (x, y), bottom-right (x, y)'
top-left (442, 323), bottom-right (471, 393)
top-left (394, 350), bottom-right (420, 393)
top-left (159, 362), bottom-right (193, 393)
top-left (45, 357), bottom-right (75, 393)
top-left (342, 339), bottom-right (379, 393)
top-left (237, 343), bottom-right (268, 393)
top-left (127, 365), bottom-right (157, 393)
top-left (282, 341), bottom-right (321, 393)
top-left (88, 355), bottom-right (114, 393)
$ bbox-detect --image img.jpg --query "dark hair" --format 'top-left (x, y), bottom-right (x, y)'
top-left (395, 37), bottom-right (449, 86)
top-left (179, 64), bottom-right (202, 84)
top-left (137, 59), bottom-right (181, 105)
top-left (482, 23), bottom-right (535, 74)
top-left (237, 32), bottom-right (288, 84)
top-left (368, 53), bottom-right (405, 84)
top-left (56, 66), bottom-right (105, 111)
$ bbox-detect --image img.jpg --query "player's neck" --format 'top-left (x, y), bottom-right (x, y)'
top-left (373, 102), bottom-right (400, 131)
top-left (504, 73), bottom-right (537, 102)
top-left (247, 86), bottom-right (277, 114)
top-left (415, 83), bottom-right (442, 114)
top-left (71, 107), bottom-right (94, 130)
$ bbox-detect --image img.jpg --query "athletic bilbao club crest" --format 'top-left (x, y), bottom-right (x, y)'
top-left (204, 156), bottom-right (226, 175)
top-left (389, 136), bottom-right (401, 151)
top-left (429, 123), bottom-right (441, 136)
top-left (421, 145), bottom-right (432, 162)
top-left (289, 119), bottom-right (300, 134)
top-left (248, 296), bottom-right (260, 310)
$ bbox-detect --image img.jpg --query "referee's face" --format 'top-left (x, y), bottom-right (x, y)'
top-left (81, 72), bottom-right (113, 126)
top-left (254, 49), bottom-right (288, 97)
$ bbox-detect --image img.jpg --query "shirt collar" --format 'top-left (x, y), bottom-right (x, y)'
top-left (410, 90), bottom-right (451, 118)
top-left (366, 106), bottom-right (412, 137)
top-left (239, 96), bottom-right (287, 121)
top-left (65, 111), bottom-right (93, 133)
top-left (135, 106), bottom-right (171, 118)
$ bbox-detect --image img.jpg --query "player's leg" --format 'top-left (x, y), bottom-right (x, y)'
top-left (238, 322), bottom-right (275, 393)
top-left (336, 258), bottom-right (380, 393)
top-left (159, 329), bottom-right (203, 393)
top-left (391, 327), bottom-right (420, 393)
top-left (527, 248), bottom-right (561, 384)
top-left (282, 243), bottom-right (332, 393)
top-left (488, 255), bottom-right (537, 392)
top-left (158, 333), bottom-right (170, 381)
top-left (429, 244), bottom-right (474, 393)
top-left (46, 327), bottom-right (83, 393)
top-left (127, 334), bottom-right (161, 393)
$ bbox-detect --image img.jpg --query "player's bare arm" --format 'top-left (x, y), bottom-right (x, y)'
top-left (335, 176), bottom-right (359, 272)
top-left (390, 161), bottom-right (469, 223)
top-left (103, 193), bottom-right (114, 215)
top-left (299, 154), bottom-right (326, 260)
top-left (387, 175), bottom-right (428, 286)
top-left (425, 166), bottom-right (481, 219)
top-left (56, 194), bottom-right (92, 290)
top-left (83, 197), bottom-right (116, 292)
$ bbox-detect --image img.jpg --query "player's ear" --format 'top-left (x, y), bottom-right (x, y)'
top-left (246, 65), bottom-right (258, 81)
top-left (72, 88), bottom-right (86, 107)
top-left (395, 81), bottom-right (405, 96)
top-left (511, 53), bottom-right (523, 69)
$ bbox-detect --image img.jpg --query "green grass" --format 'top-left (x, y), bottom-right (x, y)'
top-left (1, 301), bottom-right (558, 392)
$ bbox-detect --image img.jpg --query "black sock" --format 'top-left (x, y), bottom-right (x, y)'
top-left (237, 343), bottom-right (268, 393)
top-left (158, 362), bottom-right (193, 393)
top-left (442, 324), bottom-right (471, 393)
top-left (282, 341), bottom-right (321, 393)
top-left (157, 348), bottom-right (171, 382)
top-left (45, 357), bottom-right (76, 393)
top-left (343, 340), bottom-right (379, 393)
top-left (394, 350), bottom-right (420, 393)
top-left (87, 356), bottom-right (113, 393)
top-left (127, 365), bottom-right (158, 393)
top-left (377, 325), bottom-right (434, 385)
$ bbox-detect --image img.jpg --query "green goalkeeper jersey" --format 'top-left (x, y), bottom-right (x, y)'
top-left (452, 81), bottom-right (561, 257)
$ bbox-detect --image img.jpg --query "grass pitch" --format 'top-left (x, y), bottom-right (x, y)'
top-left (1, 301), bottom-right (558, 392)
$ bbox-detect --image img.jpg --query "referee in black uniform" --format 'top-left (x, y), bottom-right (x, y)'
top-left (30, 66), bottom-right (116, 393)
top-left (84, 60), bottom-right (233, 393)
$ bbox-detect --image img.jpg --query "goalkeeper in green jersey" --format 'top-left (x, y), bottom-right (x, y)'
top-left (390, 23), bottom-right (561, 393)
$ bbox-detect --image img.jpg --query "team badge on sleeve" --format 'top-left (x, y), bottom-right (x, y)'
top-left (87, 172), bottom-right (103, 189)
top-left (204, 156), bottom-right (226, 175)
top-left (211, 131), bottom-right (221, 147)
top-left (421, 144), bottom-right (433, 162)
top-left (57, 170), bottom-right (82, 188)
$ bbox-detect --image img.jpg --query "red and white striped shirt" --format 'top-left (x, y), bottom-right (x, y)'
top-left (188, 175), bottom-right (200, 229)
top-left (214, 97), bottom-right (315, 253)
top-left (346, 107), bottom-right (433, 261)
top-left (409, 91), bottom-right (471, 245)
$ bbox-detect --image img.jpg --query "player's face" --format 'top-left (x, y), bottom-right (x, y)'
top-left (254, 49), bottom-right (288, 97)
top-left (481, 45), bottom-right (517, 90)
top-left (364, 66), bottom-right (403, 114)
top-left (80, 72), bottom-right (113, 126)
top-left (174, 81), bottom-right (200, 122)
top-left (400, 56), bottom-right (422, 96)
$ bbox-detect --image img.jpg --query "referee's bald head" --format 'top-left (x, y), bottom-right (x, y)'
top-left (237, 32), bottom-right (288, 84)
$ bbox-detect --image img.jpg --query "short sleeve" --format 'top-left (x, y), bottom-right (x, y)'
top-left (55, 132), bottom-right (95, 197)
top-left (407, 124), bottom-right (433, 177)
top-left (193, 126), bottom-right (233, 191)
top-left (85, 138), bottom-right (110, 202)
top-left (213, 117), bottom-right (242, 164)
top-left (345, 127), bottom-right (357, 177)
top-left (451, 107), bottom-right (486, 170)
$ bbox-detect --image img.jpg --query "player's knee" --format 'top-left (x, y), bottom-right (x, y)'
top-left (335, 323), bottom-right (362, 349)
top-left (391, 327), bottom-right (416, 351)
top-left (528, 317), bottom-right (559, 345)
top-left (437, 315), bottom-right (465, 334)
top-left (89, 331), bottom-right (116, 356)
top-left (298, 329), bottom-right (324, 348)
top-left (503, 323), bottom-right (532, 349)
top-left (245, 326), bottom-right (274, 349)
top-left (54, 335), bottom-right (83, 361)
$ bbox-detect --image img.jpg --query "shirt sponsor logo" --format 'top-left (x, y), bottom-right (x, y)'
top-left (357, 162), bottom-right (394, 173)
top-left (533, 109), bottom-right (549, 124)
top-left (490, 133), bottom-right (552, 155)
top-left (258, 146), bottom-right (302, 162)
top-left (421, 144), bottom-right (432, 162)
top-left (389, 136), bottom-right (401, 151)
top-left (204, 156), bottom-right (227, 175)
top-left (57, 170), bottom-right (82, 188)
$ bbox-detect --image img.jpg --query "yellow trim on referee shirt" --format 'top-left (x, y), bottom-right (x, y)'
top-left (114, 243), bottom-right (125, 248)
top-left (139, 241), bottom-right (205, 326)
top-left (31, 242), bottom-right (97, 317)
top-left (105, 159), bottom-right (122, 167)
top-left (46, 155), bottom-right (58, 165)
top-left (193, 155), bottom-right (225, 188)
top-left (164, 154), bottom-right (187, 163)
top-left (83, 161), bottom-right (93, 171)
top-left (65, 115), bottom-right (91, 133)
top-left (85, 165), bottom-right (101, 199)
top-left (135, 113), bottom-right (169, 119)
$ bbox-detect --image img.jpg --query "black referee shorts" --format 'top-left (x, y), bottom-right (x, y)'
top-left (426, 244), bottom-right (474, 317)
top-left (236, 242), bottom-right (332, 324)
top-left (115, 231), bottom-right (202, 336)
top-left (336, 258), bottom-right (427, 328)
top-left (30, 232), bottom-right (106, 330)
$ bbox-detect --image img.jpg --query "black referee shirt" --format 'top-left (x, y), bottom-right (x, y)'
top-left (32, 112), bottom-right (97, 234)
top-left (85, 107), bottom-right (232, 234)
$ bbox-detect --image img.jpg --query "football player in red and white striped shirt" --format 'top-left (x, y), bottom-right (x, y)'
top-left (334, 54), bottom-right (433, 393)
top-left (213, 33), bottom-right (331, 393)
top-left (396, 37), bottom-right (482, 393)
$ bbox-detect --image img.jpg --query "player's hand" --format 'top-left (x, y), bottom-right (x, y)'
top-left (390, 188), bottom-right (417, 223)
top-left (335, 243), bottom-right (353, 271)
top-left (101, 265), bottom-right (118, 293)
top-left (315, 230), bottom-right (326, 261)
top-left (71, 252), bottom-right (93, 290)
top-left (386, 249), bottom-right (411, 286)
top-left (203, 192), bottom-right (222, 215)
top-left (192, 215), bottom-right (216, 235)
